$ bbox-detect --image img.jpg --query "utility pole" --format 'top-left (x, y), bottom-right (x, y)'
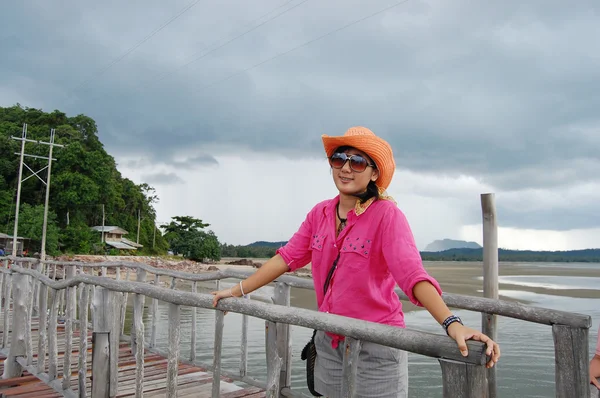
top-left (11, 124), bottom-right (27, 256)
top-left (137, 209), bottom-right (141, 244)
top-left (11, 125), bottom-right (63, 260)
top-left (152, 224), bottom-right (156, 249)
top-left (40, 129), bottom-right (60, 261)
top-left (101, 204), bottom-right (105, 243)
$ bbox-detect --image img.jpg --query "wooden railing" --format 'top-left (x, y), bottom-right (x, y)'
top-left (0, 256), bottom-right (593, 398)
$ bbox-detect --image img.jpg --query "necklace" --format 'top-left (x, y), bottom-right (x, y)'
top-left (336, 202), bottom-right (347, 235)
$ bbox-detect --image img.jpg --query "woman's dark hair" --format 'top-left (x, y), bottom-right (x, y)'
top-left (332, 146), bottom-right (380, 203)
top-left (353, 180), bottom-right (379, 203)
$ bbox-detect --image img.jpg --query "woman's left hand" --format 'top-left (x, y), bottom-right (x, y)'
top-left (447, 323), bottom-right (500, 369)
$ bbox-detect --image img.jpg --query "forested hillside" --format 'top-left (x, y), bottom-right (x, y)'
top-left (0, 104), bottom-right (169, 255)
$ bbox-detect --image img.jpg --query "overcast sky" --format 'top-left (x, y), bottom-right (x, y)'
top-left (2, 0), bottom-right (599, 250)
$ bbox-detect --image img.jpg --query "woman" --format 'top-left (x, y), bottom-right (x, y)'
top-left (591, 324), bottom-right (600, 389)
top-left (212, 126), bottom-right (500, 397)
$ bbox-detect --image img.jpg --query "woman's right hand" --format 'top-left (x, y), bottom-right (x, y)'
top-left (211, 287), bottom-right (235, 308)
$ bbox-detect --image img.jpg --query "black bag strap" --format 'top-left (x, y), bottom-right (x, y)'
top-left (323, 252), bottom-right (340, 295)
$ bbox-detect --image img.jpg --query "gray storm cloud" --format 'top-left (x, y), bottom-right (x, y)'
top-left (1, 0), bottom-right (599, 232)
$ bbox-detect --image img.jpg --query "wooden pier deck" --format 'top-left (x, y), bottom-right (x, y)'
top-left (0, 316), bottom-right (265, 397)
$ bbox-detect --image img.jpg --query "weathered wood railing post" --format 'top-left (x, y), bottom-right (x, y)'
top-left (190, 281), bottom-right (197, 362)
top-left (481, 192), bottom-right (498, 398)
top-left (552, 324), bottom-right (589, 397)
top-left (91, 286), bottom-right (117, 398)
top-left (62, 265), bottom-right (77, 389)
top-left (37, 263), bottom-right (49, 373)
top-left (167, 303), bottom-right (181, 397)
top-left (2, 273), bottom-right (31, 378)
top-left (25, 266), bottom-right (34, 367)
top-left (78, 284), bottom-right (90, 398)
top-left (340, 337), bottom-right (362, 398)
top-left (273, 282), bottom-right (292, 396)
top-left (439, 358), bottom-right (487, 398)
top-left (150, 274), bottom-right (159, 349)
top-left (240, 300), bottom-right (249, 379)
top-left (48, 288), bottom-right (60, 380)
top-left (0, 258), bottom-right (6, 327)
top-left (32, 262), bottom-right (42, 316)
top-left (119, 268), bottom-right (131, 337)
top-left (265, 319), bottom-right (283, 398)
top-left (132, 270), bottom-right (147, 398)
top-left (2, 268), bottom-right (13, 349)
top-left (211, 309), bottom-right (224, 397)
top-left (131, 269), bottom-right (147, 356)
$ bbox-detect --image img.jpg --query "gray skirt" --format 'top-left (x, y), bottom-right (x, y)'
top-left (313, 330), bottom-right (408, 398)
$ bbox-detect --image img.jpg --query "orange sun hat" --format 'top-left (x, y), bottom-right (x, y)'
top-left (321, 126), bottom-right (396, 190)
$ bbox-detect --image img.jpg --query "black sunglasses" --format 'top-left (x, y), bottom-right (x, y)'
top-left (329, 152), bottom-right (375, 173)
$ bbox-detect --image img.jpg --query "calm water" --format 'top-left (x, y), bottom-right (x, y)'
top-left (133, 262), bottom-right (600, 397)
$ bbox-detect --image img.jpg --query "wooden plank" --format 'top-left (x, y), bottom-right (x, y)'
top-left (552, 324), bottom-right (589, 398)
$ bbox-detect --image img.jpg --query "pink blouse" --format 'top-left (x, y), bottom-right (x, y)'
top-left (277, 195), bottom-right (442, 347)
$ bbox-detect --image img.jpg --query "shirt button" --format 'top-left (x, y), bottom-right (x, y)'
top-left (333, 244), bottom-right (336, 248)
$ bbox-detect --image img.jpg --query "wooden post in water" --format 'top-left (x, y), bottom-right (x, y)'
top-left (273, 282), bottom-right (292, 396)
top-left (91, 287), bottom-right (115, 398)
top-left (439, 358), bottom-right (487, 398)
top-left (552, 324), bottom-right (589, 398)
top-left (481, 193), bottom-right (498, 398)
top-left (2, 273), bottom-right (31, 378)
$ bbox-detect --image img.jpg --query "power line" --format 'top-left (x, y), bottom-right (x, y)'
top-left (144, 0), bottom-right (308, 88)
top-left (81, 0), bottom-right (306, 106)
top-left (199, 0), bottom-right (413, 91)
top-left (68, 0), bottom-right (203, 99)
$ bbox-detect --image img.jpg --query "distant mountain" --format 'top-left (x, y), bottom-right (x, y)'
top-left (246, 241), bottom-right (288, 248)
top-left (425, 239), bottom-right (482, 252)
top-left (420, 248), bottom-right (600, 263)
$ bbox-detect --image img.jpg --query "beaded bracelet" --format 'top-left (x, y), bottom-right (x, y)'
top-left (442, 315), bottom-right (463, 335)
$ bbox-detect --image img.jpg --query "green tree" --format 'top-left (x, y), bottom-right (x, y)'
top-left (12, 203), bottom-right (60, 255)
top-left (161, 216), bottom-right (221, 261)
top-left (0, 104), bottom-right (169, 255)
